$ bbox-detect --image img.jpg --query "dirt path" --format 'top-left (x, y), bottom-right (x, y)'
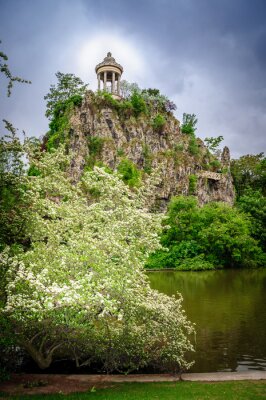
top-left (0, 371), bottom-right (265, 396)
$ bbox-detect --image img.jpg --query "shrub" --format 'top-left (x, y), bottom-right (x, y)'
top-left (176, 255), bottom-right (215, 271)
top-left (117, 148), bottom-right (125, 157)
top-left (100, 91), bottom-right (120, 110)
top-left (181, 113), bottom-right (197, 135)
top-left (202, 162), bottom-right (210, 170)
top-left (117, 158), bottom-right (141, 187)
top-left (141, 88), bottom-right (177, 113)
top-left (152, 114), bottom-right (166, 132)
top-left (181, 124), bottom-right (194, 135)
top-left (174, 144), bottom-right (184, 152)
top-left (188, 174), bottom-right (197, 195)
top-left (85, 136), bottom-right (105, 170)
top-left (130, 91), bottom-right (147, 117)
top-left (119, 100), bottom-right (134, 117)
top-left (142, 144), bottom-right (153, 174)
top-left (188, 137), bottom-right (199, 156)
top-left (210, 159), bottom-right (221, 171)
top-left (88, 136), bottom-right (104, 156)
top-left (45, 95), bottom-right (83, 152)
top-left (28, 164), bottom-right (41, 176)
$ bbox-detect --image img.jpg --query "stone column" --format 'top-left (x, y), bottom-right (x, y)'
top-left (97, 74), bottom-right (101, 91)
top-left (103, 71), bottom-right (107, 91)
top-left (112, 71), bottom-right (115, 94)
top-left (117, 74), bottom-right (121, 96)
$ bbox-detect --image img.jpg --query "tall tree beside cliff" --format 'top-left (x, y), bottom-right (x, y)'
top-left (231, 153), bottom-right (266, 197)
top-left (44, 72), bottom-right (88, 119)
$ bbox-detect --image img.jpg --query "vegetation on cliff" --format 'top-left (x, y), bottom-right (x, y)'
top-left (39, 73), bottom-right (266, 272)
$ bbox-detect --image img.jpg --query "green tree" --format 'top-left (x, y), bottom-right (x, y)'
top-left (130, 91), bottom-right (147, 117)
top-left (44, 93), bottom-right (83, 152)
top-left (204, 136), bottom-right (224, 155)
top-left (231, 153), bottom-right (266, 197)
top-left (181, 113), bottom-right (197, 135)
top-left (147, 196), bottom-right (265, 270)
top-left (237, 190), bottom-right (266, 252)
top-left (44, 72), bottom-right (88, 119)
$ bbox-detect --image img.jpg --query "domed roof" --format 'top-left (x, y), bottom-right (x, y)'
top-left (95, 52), bottom-right (123, 74)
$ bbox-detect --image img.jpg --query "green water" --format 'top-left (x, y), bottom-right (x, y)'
top-left (148, 269), bottom-right (266, 373)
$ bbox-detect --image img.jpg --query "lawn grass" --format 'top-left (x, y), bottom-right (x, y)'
top-left (1, 381), bottom-right (265, 400)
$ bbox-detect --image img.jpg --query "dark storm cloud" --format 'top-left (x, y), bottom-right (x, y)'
top-left (0, 0), bottom-right (266, 157)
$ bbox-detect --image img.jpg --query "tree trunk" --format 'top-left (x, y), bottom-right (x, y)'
top-left (20, 340), bottom-right (62, 369)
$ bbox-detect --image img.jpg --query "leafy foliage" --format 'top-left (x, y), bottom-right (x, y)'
top-left (188, 137), bottom-right (199, 156)
top-left (96, 83), bottom-right (176, 122)
top-left (96, 92), bottom-right (134, 118)
top-left (152, 114), bottom-right (166, 131)
top-left (117, 158), bottom-right (141, 187)
top-left (237, 190), bottom-right (266, 252)
top-left (181, 113), bottom-right (197, 135)
top-left (130, 91), bottom-right (148, 117)
top-left (188, 174), bottom-right (197, 195)
top-left (28, 164), bottom-right (41, 176)
top-left (85, 136), bottom-right (105, 170)
top-left (209, 159), bottom-right (221, 171)
top-left (146, 196), bottom-right (265, 270)
top-left (45, 95), bottom-right (83, 152)
top-left (181, 113), bottom-right (200, 156)
top-left (44, 72), bottom-right (88, 119)
top-left (204, 136), bottom-right (224, 155)
top-left (88, 136), bottom-right (104, 156)
top-left (119, 82), bottom-right (177, 113)
top-left (142, 144), bottom-right (153, 174)
top-left (231, 153), bottom-right (266, 197)
top-left (141, 88), bottom-right (177, 113)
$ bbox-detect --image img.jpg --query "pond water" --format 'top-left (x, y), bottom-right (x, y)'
top-left (148, 269), bottom-right (266, 373)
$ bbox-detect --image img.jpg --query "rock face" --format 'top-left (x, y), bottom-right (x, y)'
top-left (68, 92), bottom-right (235, 208)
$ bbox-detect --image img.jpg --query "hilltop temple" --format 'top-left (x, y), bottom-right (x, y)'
top-left (95, 52), bottom-right (123, 98)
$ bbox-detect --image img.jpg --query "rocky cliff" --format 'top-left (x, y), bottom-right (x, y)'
top-left (65, 91), bottom-right (235, 208)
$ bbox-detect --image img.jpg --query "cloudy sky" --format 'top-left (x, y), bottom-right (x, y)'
top-left (1, 0), bottom-right (266, 158)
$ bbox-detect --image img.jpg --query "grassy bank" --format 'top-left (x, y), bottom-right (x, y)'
top-left (1, 381), bottom-right (265, 399)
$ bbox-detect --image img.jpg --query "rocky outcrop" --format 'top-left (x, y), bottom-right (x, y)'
top-left (68, 91), bottom-right (235, 208)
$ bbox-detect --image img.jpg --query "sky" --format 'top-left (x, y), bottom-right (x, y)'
top-left (0, 0), bottom-right (266, 158)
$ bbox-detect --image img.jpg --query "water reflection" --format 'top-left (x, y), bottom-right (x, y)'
top-left (148, 269), bottom-right (266, 372)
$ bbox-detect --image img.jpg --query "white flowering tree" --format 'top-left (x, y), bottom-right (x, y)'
top-left (1, 146), bottom-right (194, 372)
